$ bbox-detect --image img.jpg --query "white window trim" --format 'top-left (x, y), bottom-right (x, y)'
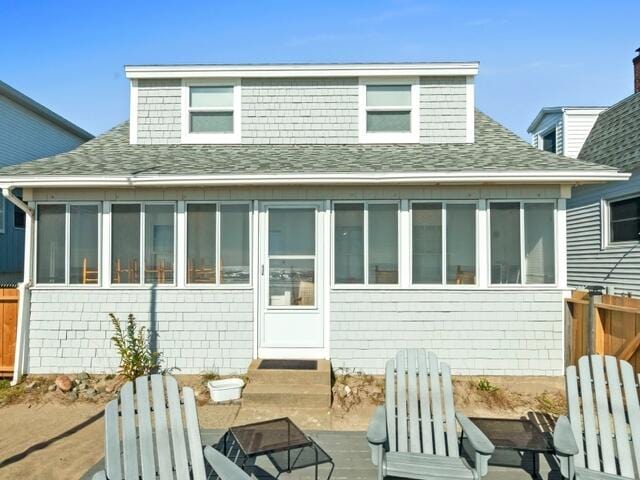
top-left (537, 125), bottom-right (558, 153)
top-left (34, 202), bottom-right (102, 287)
top-left (487, 200), bottom-right (558, 287)
top-left (0, 198), bottom-right (4, 234)
top-left (409, 200), bottom-right (479, 287)
top-left (184, 201), bottom-right (252, 289)
top-left (331, 200), bottom-right (401, 289)
top-left (358, 77), bottom-right (420, 144)
top-left (108, 201), bottom-right (177, 288)
top-left (180, 79), bottom-right (241, 144)
top-left (601, 193), bottom-right (640, 248)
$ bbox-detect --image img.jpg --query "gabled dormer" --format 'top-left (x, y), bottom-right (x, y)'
top-left (527, 106), bottom-right (606, 158)
top-left (125, 62), bottom-right (478, 146)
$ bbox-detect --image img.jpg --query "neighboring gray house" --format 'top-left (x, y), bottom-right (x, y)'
top-left (0, 62), bottom-right (627, 382)
top-left (527, 106), bottom-right (606, 158)
top-left (566, 90), bottom-right (640, 296)
top-left (0, 80), bottom-right (93, 281)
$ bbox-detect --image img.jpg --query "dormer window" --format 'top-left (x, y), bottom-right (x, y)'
top-left (359, 79), bottom-right (419, 143)
top-left (542, 128), bottom-right (557, 153)
top-left (181, 80), bottom-right (241, 143)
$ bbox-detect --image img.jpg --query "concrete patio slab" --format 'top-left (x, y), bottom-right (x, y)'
top-left (82, 429), bottom-right (560, 479)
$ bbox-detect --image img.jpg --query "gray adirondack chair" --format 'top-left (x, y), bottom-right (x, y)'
top-left (367, 350), bottom-right (495, 479)
top-left (553, 355), bottom-right (640, 480)
top-left (92, 374), bottom-right (253, 480)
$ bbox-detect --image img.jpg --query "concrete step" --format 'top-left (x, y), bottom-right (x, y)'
top-left (234, 406), bottom-right (332, 430)
top-left (242, 383), bottom-right (332, 408)
top-left (246, 359), bottom-right (332, 386)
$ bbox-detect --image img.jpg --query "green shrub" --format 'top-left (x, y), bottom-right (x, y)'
top-left (477, 378), bottom-right (499, 393)
top-left (110, 313), bottom-right (162, 381)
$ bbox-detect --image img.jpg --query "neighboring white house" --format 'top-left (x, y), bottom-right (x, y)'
top-left (0, 62), bottom-right (628, 381)
top-left (528, 106), bottom-right (606, 158)
top-left (0, 80), bottom-right (93, 281)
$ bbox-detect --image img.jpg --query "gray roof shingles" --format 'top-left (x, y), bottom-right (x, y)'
top-left (578, 92), bottom-right (640, 172)
top-left (0, 110), bottom-right (617, 178)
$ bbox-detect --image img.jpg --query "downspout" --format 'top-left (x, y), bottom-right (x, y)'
top-left (1, 187), bottom-right (34, 385)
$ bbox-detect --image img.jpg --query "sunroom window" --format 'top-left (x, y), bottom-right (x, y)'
top-left (334, 202), bottom-right (399, 285)
top-left (36, 204), bottom-right (100, 285)
top-left (111, 203), bottom-right (175, 285)
top-left (490, 202), bottom-right (556, 285)
top-left (412, 202), bottom-right (476, 285)
top-left (360, 81), bottom-right (418, 143)
top-left (186, 203), bottom-right (251, 285)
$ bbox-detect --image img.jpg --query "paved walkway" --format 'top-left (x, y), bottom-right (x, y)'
top-left (82, 429), bottom-right (560, 479)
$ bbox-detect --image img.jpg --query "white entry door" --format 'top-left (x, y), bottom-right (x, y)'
top-left (258, 202), bottom-right (325, 359)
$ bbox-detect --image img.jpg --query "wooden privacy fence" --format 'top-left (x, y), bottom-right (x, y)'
top-left (0, 287), bottom-right (18, 377)
top-left (565, 290), bottom-right (640, 371)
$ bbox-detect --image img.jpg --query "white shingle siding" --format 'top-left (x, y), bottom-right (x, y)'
top-left (330, 290), bottom-right (564, 375)
top-left (27, 289), bottom-right (254, 374)
top-left (0, 95), bottom-right (85, 167)
top-left (136, 79), bottom-right (181, 144)
top-left (567, 169), bottom-right (640, 297)
top-left (420, 76), bottom-right (467, 143)
top-left (134, 76), bottom-right (470, 145)
top-left (241, 78), bottom-right (359, 144)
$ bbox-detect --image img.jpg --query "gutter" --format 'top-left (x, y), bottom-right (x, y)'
top-left (2, 187), bottom-right (34, 385)
top-left (0, 170), bottom-right (631, 188)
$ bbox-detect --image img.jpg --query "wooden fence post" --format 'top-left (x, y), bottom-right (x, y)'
top-left (587, 286), bottom-right (604, 355)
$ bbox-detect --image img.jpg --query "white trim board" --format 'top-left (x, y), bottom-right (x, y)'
top-left (0, 170), bottom-right (629, 189)
top-left (125, 62), bottom-right (480, 79)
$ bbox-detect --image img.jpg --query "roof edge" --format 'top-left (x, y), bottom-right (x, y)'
top-left (125, 62), bottom-right (480, 79)
top-left (527, 106), bottom-right (607, 133)
top-left (0, 80), bottom-right (94, 141)
top-left (0, 170), bottom-right (629, 188)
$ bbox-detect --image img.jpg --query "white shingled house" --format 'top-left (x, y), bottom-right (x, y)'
top-left (0, 62), bottom-right (628, 383)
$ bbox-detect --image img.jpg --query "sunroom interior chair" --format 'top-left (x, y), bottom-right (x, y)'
top-left (367, 349), bottom-right (495, 480)
top-left (92, 374), bottom-right (253, 480)
top-left (553, 354), bottom-right (640, 480)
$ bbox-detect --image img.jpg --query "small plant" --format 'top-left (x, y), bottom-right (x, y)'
top-left (535, 391), bottom-right (567, 416)
top-left (477, 378), bottom-right (499, 393)
top-left (0, 379), bottom-right (10, 390)
top-left (110, 313), bottom-right (163, 381)
top-left (201, 370), bottom-right (219, 383)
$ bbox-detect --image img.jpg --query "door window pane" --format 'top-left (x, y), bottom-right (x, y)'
top-left (490, 203), bottom-right (521, 284)
top-left (269, 259), bottom-right (315, 306)
top-left (412, 204), bottom-right (442, 284)
top-left (187, 204), bottom-right (216, 284)
top-left (369, 204), bottom-right (398, 284)
top-left (111, 204), bottom-right (140, 284)
top-left (366, 111), bottom-right (411, 132)
top-left (190, 112), bottom-right (233, 133)
top-left (446, 204), bottom-right (476, 284)
top-left (144, 205), bottom-right (175, 284)
top-left (610, 196), bottom-right (640, 243)
top-left (37, 204), bottom-right (66, 284)
top-left (69, 205), bottom-right (99, 284)
top-left (366, 85), bottom-right (411, 107)
top-left (190, 86), bottom-right (233, 108)
top-left (525, 203), bottom-right (555, 284)
top-left (269, 208), bottom-right (315, 256)
top-left (220, 204), bottom-right (250, 284)
top-left (334, 204), bottom-right (364, 284)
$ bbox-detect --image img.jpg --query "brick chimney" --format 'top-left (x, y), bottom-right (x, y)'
top-left (635, 47), bottom-right (640, 93)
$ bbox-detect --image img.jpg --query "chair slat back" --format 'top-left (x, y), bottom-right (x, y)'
top-left (385, 349), bottom-right (458, 457)
top-left (103, 374), bottom-right (206, 480)
top-left (567, 355), bottom-right (640, 478)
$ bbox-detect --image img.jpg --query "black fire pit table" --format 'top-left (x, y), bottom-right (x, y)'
top-left (222, 417), bottom-right (334, 479)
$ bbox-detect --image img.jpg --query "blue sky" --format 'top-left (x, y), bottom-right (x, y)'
top-left (1, 0), bottom-right (638, 139)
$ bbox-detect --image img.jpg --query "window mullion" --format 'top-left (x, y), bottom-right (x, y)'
top-left (364, 202), bottom-right (369, 286)
top-left (441, 203), bottom-right (447, 285)
top-left (520, 202), bottom-right (526, 285)
top-left (140, 204), bottom-right (145, 286)
top-left (216, 203), bottom-right (221, 285)
top-left (65, 204), bottom-right (71, 285)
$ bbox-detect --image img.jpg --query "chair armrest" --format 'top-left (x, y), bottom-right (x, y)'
top-left (204, 445), bottom-right (254, 480)
top-left (553, 416), bottom-right (579, 456)
top-left (367, 405), bottom-right (388, 445)
top-left (456, 413), bottom-right (494, 455)
top-left (91, 472), bottom-right (107, 480)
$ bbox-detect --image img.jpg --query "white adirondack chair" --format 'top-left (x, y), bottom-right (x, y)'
top-left (367, 350), bottom-right (495, 480)
top-left (554, 355), bottom-right (640, 480)
top-left (92, 374), bottom-right (253, 480)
